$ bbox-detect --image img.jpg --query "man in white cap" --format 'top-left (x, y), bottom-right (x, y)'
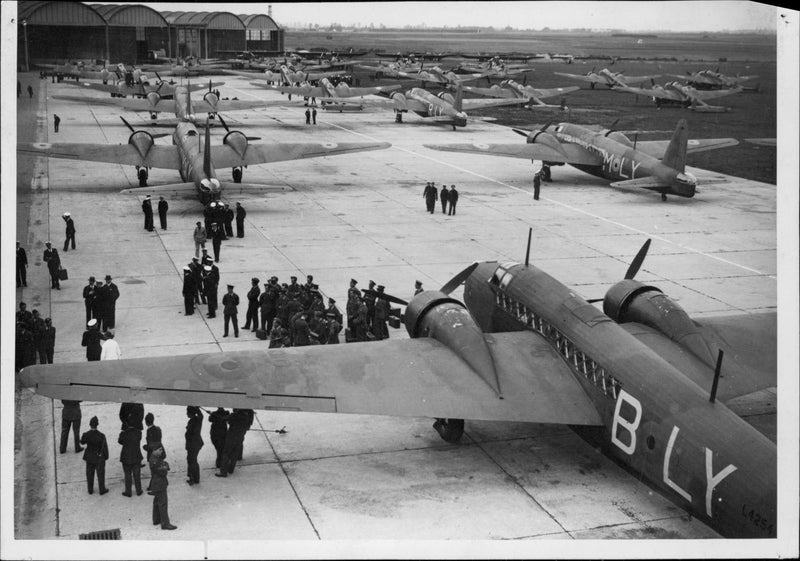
top-left (100, 330), bottom-right (121, 360)
top-left (62, 212), bottom-right (76, 252)
top-left (81, 319), bottom-right (103, 361)
top-left (142, 195), bottom-right (154, 232)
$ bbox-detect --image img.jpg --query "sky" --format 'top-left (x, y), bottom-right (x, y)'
top-left (109, 1), bottom-right (778, 32)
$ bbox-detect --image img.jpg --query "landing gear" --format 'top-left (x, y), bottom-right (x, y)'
top-left (433, 418), bottom-right (464, 443)
top-left (232, 167), bottom-right (243, 184)
top-left (541, 163), bottom-right (552, 182)
top-left (661, 193), bottom-right (667, 202)
top-left (137, 167), bottom-right (148, 187)
top-left (150, 112), bottom-right (157, 120)
top-left (395, 111), bottom-right (403, 123)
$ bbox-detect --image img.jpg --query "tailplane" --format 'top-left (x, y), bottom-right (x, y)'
top-left (661, 119), bottom-right (688, 172)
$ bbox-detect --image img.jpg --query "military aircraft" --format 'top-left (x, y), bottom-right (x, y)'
top-left (366, 84), bottom-right (529, 130)
top-left (17, 110), bottom-right (390, 200)
top-left (612, 80), bottom-right (744, 112)
top-left (454, 57), bottom-right (535, 80)
top-left (392, 64), bottom-right (489, 88)
top-left (249, 76), bottom-right (401, 102)
top-left (38, 61), bottom-right (122, 82)
top-left (19, 235), bottom-right (777, 539)
top-left (355, 60), bottom-right (423, 78)
top-left (461, 77), bottom-right (580, 110)
top-left (424, 120), bottom-right (738, 199)
top-left (671, 68), bottom-right (759, 90)
top-left (554, 67), bottom-right (661, 89)
top-left (63, 72), bottom-right (223, 99)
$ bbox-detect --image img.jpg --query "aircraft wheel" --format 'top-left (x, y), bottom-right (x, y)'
top-left (433, 418), bottom-right (464, 443)
top-left (661, 193), bottom-right (667, 202)
top-left (232, 167), bottom-right (243, 183)
top-left (138, 168), bottom-right (148, 187)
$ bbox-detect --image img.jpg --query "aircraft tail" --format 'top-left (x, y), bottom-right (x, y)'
top-left (454, 83), bottom-right (463, 112)
top-left (661, 119), bottom-right (688, 172)
top-left (219, 182), bottom-right (293, 194)
top-left (203, 118), bottom-right (213, 178)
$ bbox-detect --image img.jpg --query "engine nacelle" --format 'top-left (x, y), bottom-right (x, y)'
top-left (603, 279), bottom-right (714, 363)
top-left (603, 130), bottom-right (633, 146)
top-left (127, 130), bottom-right (155, 159)
top-left (223, 130), bottom-right (248, 159)
top-left (526, 131), bottom-right (568, 158)
top-left (146, 91), bottom-right (162, 107)
top-left (437, 91), bottom-right (455, 104)
top-left (390, 92), bottom-right (408, 111)
top-left (203, 91), bottom-right (219, 111)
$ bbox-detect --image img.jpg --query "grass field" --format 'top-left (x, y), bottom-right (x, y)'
top-left (286, 30), bottom-right (777, 184)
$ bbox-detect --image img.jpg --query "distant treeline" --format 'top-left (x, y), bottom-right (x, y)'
top-left (611, 33), bottom-right (658, 38)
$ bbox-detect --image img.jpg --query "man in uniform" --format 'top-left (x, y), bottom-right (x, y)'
top-left (80, 416), bottom-right (109, 495)
top-left (259, 277), bottom-right (279, 333)
top-left (448, 185), bottom-right (459, 215)
top-left (414, 280), bottom-right (424, 295)
top-left (440, 184), bottom-right (449, 214)
top-left (62, 212), bottom-right (76, 252)
top-left (312, 107), bottom-right (317, 124)
top-left (142, 195), bottom-right (154, 232)
top-left (363, 280), bottom-right (377, 335)
top-left (223, 203), bottom-right (235, 238)
top-left (208, 407), bottom-right (229, 470)
top-left (292, 312), bottom-right (311, 347)
top-left (243, 277), bottom-right (260, 332)
top-left (222, 284), bottom-right (240, 338)
top-left (189, 258), bottom-right (205, 305)
top-left (43, 241), bottom-right (61, 290)
top-left (103, 275), bottom-right (120, 329)
top-left (351, 295), bottom-right (368, 342)
top-left (373, 285), bottom-right (391, 341)
top-left (118, 422), bottom-right (144, 497)
top-left (54, 114), bottom-right (61, 132)
top-left (143, 412), bottom-right (162, 465)
top-left (16, 301), bottom-right (33, 328)
top-left (423, 182), bottom-right (438, 214)
top-left (184, 406), bottom-right (204, 485)
top-left (157, 196), bottom-right (169, 230)
top-left (201, 248), bottom-right (213, 268)
top-left (82, 319), bottom-right (103, 361)
top-left (30, 309), bottom-right (46, 364)
top-left (235, 202), bottom-right (246, 238)
top-left (203, 264), bottom-right (219, 318)
top-left (325, 298), bottom-right (343, 326)
top-left (215, 409), bottom-right (248, 477)
top-left (42, 318), bottom-right (56, 364)
top-left (149, 447), bottom-right (177, 530)
top-left (211, 223), bottom-right (223, 262)
top-left (305, 107), bottom-right (311, 124)
top-left (60, 400), bottom-right (84, 454)
top-left (182, 267), bottom-right (196, 316)
top-left (533, 172), bottom-right (541, 201)
top-left (119, 402), bottom-right (145, 431)
top-left (16, 241), bottom-right (28, 287)
top-left (286, 276), bottom-right (301, 300)
top-left (83, 276), bottom-right (97, 323)
top-left (193, 221), bottom-right (207, 259)
top-left (93, 280), bottom-right (108, 330)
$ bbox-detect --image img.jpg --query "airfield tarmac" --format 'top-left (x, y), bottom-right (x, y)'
top-left (12, 72), bottom-right (778, 554)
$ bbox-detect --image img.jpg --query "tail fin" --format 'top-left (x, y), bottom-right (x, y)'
top-left (203, 118), bottom-right (212, 178)
top-left (186, 79), bottom-right (194, 116)
top-left (453, 83), bottom-right (463, 112)
top-left (661, 119), bottom-right (688, 172)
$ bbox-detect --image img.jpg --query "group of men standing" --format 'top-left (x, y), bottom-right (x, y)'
top-left (141, 195), bottom-right (169, 232)
top-left (345, 279), bottom-right (394, 342)
top-left (83, 275), bottom-right (121, 330)
top-left (182, 252), bottom-right (221, 319)
top-left (423, 182), bottom-right (459, 215)
top-left (15, 302), bottom-right (56, 370)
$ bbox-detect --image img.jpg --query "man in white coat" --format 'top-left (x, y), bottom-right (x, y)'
top-left (100, 330), bottom-right (121, 360)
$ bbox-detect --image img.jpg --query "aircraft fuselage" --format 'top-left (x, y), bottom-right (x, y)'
top-left (463, 261), bottom-right (776, 538)
top-left (407, 88), bottom-right (467, 127)
top-left (172, 121), bottom-right (220, 202)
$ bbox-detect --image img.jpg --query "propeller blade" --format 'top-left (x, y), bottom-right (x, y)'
top-left (245, 136), bottom-right (261, 141)
top-left (624, 239), bottom-right (651, 280)
top-left (440, 263), bottom-right (479, 295)
top-left (119, 116), bottom-right (136, 133)
top-left (217, 114), bottom-right (231, 132)
top-left (512, 128), bottom-right (531, 138)
top-left (361, 289), bottom-right (408, 307)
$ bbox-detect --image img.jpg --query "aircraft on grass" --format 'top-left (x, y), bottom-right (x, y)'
top-left (554, 67), bottom-right (661, 89)
top-left (20, 234), bottom-right (777, 539)
top-left (355, 60), bottom-right (423, 78)
top-left (461, 77), bottom-right (581, 110)
top-left (454, 57), bottom-right (535, 80)
top-left (367, 84), bottom-right (529, 129)
top-left (424, 119), bottom-right (738, 199)
top-left (612, 80), bottom-right (744, 112)
top-left (392, 63), bottom-right (490, 88)
top-left (17, 114), bottom-right (390, 201)
top-left (671, 68), bottom-right (759, 90)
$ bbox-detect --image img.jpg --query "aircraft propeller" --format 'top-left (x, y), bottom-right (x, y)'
top-left (119, 116), bottom-right (169, 138)
top-left (217, 114), bottom-right (261, 141)
top-left (585, 238), bottom-right (652, 303)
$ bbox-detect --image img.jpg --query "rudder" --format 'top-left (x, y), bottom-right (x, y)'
top-left (661, 119), bottom-right (688, 172)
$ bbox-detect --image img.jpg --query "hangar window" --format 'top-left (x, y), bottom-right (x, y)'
top-left (136, 27), bottom-right (145, 41)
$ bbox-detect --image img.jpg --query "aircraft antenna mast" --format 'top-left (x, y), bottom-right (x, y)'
top-left (524, 227), bottom-right (532, 267)
top-left (709, 349), bottom-right (724, 403)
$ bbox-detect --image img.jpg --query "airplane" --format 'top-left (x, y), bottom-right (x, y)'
top-left (18, 234), bottom-right (777, 539)
top-left (392, 64), bottom-right (490, 88)
top-left (671, 68), bottom-right (759, 90)
top-left (17, 111), bottom-right (390, 200)
top-left (612, 80), bottom-right (744, 112)
top-left (248, 76), bottom-right (402, 103)
top-left (454, 56), bottom-right (535, 78)
top-left (63, 72), bottom-right (224, 99)
top-left (461, 77), bottom-right (581, 110)
top-left (366, 84), bottom-right (530, 130)
top-left (37, 61), bottom-right (122, 82)
top-left (355, 60), bottom-right (423, 78)
top-left (554, 67), bottom-right (661, 89)
top-left (423, 119), bottom-right (738, 200)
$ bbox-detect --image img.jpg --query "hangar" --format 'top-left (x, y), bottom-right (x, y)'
top-left (17, 1), bottom-right (284, 68)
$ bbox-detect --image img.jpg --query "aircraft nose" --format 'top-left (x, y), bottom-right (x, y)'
top-left (455, 112), bottom-right (468, 126)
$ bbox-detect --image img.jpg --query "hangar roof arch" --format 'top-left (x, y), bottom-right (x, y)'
top-left (18, 1), bottom-right (105, 26)
top-left (88, 4), bottom-right (168, 27)
top-left (239, 14), bottom-right (281, 31)
top-left (162, 11), bottom-right (245, 29)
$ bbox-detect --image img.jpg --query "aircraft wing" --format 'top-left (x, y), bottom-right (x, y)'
top-left (461, 85), bottom-right (517, 99)
top-left (255, 84), bottom-right (325, 97)
top-left (209, 140), bottom-right (391, 168)
top-left (618, 74), bottom-right (662, 84)
top-left (687, 86), bottom-right (743, 101)
top-left (460, 97), bottom-right (530, 110)
top-left (424, 142), bottom-right (602, 166)
top-left (524, 85), bottom-right (581, 99)
top-left (612, 85), bottom-right (684, 101)
top-left (17, 142), bottom-right (180, 169)
top-left (635, 137), bottom-right (739, 159)
top-left (193, 99), bottom-right (285, 112)
top-left (336, 84), bottom-right (402, 97)
top-left (63, 82), bottom-right (142, 96)
top-left (20, 332), bottom-right (602, 426)
top-left (553, 72), bottom-right (603, 84)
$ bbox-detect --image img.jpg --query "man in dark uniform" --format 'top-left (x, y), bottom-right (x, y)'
top-left (149, 447), bottom-right (177, 530)
top-left (269, 319), bottom-right (288, 348)
top-left (211, 223), bottom-right (223, 262)
top-left (286, 276), bottom-right (301, 300)
top-left (243, 277), bottom-right (260, 332)
top-left (189, 258), bottom-right (205, 305)
top-left (363, 280), bottom-right (377, 335)
top-left (30, 309), bottom-right (46, 364)
top-left (541, 163), bottom-right (552, 182)
top-left (448, 185), bottom-right (459, 215)
top-left (143, 412), bottom-right (162, 464)
top-left (351, 295), bottom-right (368, 342)
top-left (182, 267), bottom-right (195, 316)
top-left (157, 196), bottom-right (168, 230)
top-left (201, 248), bottom-right (213, 268)
top-left (209, 407), bottom-right (229, 470)
top-left (104, 275), bottom-right (120, 329)
top-left (259, 277), bottom-right (278, 333)
top-left (83, 276), bottom-right (96, 323)
top-left (80, 416), bottom-right (109, 495)
top-left (184, 406), bottom-right (204, 485)
top-left (42, 318), bottom-right (56, 364)
top-left (440, 184), bottom-right (449, 214)
top-left (17, 301), bottom-right (33, 327)
top-left (81, 319), bottom-right (103, 361)
top-left (224, 203), bottom-right (235, 238)
top-left (414, 280), bottom-right (424, 295)
top-left (215, 409), bottom-right (249, 477)
top-left (203, 264), bottom-right (219, 318)
top-left (119, 402), bottom-right (145, 431)
top-left (16, 241), bottom-right (28, 287)
top-left (325, 298), bottom-right (343, 325)
top-left (373, 286), bottom-right (391, 340)
top-left (235, 202), bottom-right (246, 238)
top-left (62, 212), bottom-right (76, 252)
top-left (293, 313), bottom-right (311, 346)
top-left (533, 172), bottom-right (541, 201)
top-left (305, 108), bottom-right (311, 124)
top-left (142, 195), bottom-right (154, 232)
top-left (60, 400), bottom-right (84, 454)
top-left (326, 313), bottom-right (342, 344)
top-left (423, 182), bottom-right (437, 214)
top-left (222, 284), bottom-right (240, 337)
top-left (43, 242), bottom-right (61, 290)
top-left (118, 423), bottom-right (144, 497)
top-left (312, 107), bottom-right (317, 124)
top-left (94, 280), bottom-right (110, 330)
top-left (54, 114), bottom-right (61, 132)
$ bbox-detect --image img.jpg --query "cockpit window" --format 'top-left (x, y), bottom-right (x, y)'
top-left (186, 130), bottom-right (198, 137)
top-left (490, 263), bottom-right (519, 289)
